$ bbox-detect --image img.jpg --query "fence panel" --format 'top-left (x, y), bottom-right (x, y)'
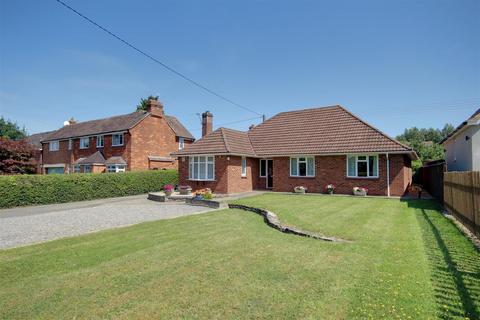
top-left (444, 171), bottom-right (480, 237)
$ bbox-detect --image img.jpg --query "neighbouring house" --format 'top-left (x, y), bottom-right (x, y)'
top-left (39, 99), bottom-right (194, 174)
top-left (172, 105), bottom-right (418, 196)
top-left (25, 130), bottom-right (55, 173)
top-left (441, 108), bottom-right (480, 172)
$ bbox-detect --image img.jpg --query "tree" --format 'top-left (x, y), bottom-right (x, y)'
top-left (395, 123), bottom-right (455, 168)
top-left (0, 138), bottom-right (36, 174)
top-left (0, 117), bottom-right (27, 140)
top-left (136, 95), bottom-right (159, 111)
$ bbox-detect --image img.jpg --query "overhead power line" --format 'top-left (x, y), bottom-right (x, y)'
top-left (54, 0), bottom-right (262, 116)
top-left (191, 115), bottom-right (263, 132)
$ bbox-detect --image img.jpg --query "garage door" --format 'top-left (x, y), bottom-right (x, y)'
top-left (47, 167), bottom-right (64, 174)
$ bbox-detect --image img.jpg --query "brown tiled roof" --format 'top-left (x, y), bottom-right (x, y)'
top-left (78, 151), bottom-right (106, 165)
top-left (440, 108), bottom-right (480, 144)
top-left (172, 127), bottom-right (255, 156)
top-left (42, 111), bottom-right (194, 141)
top-left (165, 116), bottom-right (195, 140)
top-left (105, 156), bottom-right (127, 165)
top-left (25, 131), bottom-right (56, 149)
top-left (173, 105), bottom-right (414, 158)
top-left (249, 105), bottom-right (412, 156)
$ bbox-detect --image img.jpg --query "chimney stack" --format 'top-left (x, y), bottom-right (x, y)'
top-left (146, 99), bottom-right (164, 117)
top-left (202, 111), bottom-right (213, 137)
top-left (63, 117), bottom-right (77, 126)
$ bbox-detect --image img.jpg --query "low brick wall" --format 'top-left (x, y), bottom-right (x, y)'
top-left (228, 204), bottom-right (350, 242)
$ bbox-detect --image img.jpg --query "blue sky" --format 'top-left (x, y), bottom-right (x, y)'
top-left (0, 0), bottom-right (479, 138)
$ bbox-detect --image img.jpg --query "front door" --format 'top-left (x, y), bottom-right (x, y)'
top-left (267, 159), bottom-right (273, 189)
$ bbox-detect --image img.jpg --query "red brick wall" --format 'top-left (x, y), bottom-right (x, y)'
top-left (130, 115), bottom-right (192, 171)
top-left (178, 155), bottom-right (230, 194)
top-left (177, 154), bottom-right (411, 196)
top-left (226, 156), bottom-right (255, 193)
top-left (270, 154), bottom-right (409, 196)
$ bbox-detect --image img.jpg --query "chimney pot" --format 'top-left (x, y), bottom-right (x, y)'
top-left (146, 99), bottom-right (164, 117)
top-left (202, 111), bottom-right (213, 137)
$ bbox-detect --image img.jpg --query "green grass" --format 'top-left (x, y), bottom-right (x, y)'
top-left (1, 194), bottom-right (479, 319)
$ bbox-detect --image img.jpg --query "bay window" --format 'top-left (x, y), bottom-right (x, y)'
top-left (107, 164), bottom-right (126, 173)
top-left (290, 157), bottom-right (315, 177)
top-left (189, 156), bottom-right (214, 181)
top-left (347, 155), bottom-right (378, 178)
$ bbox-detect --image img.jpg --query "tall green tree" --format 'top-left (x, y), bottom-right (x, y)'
top-left (395, 123), bottom-right (455, 170)
top-left (136, 95), bottom-right (159, 111)
top-left (0, 117), bottom-right (27, 140)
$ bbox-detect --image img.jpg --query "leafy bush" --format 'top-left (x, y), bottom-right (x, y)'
top-left (0, 170), bottom-right (178, 208)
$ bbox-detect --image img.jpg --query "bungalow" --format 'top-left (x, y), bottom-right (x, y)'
top-left (172, 105), bottom-right (417, 196)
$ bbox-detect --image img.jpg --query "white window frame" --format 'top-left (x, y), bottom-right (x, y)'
top-left (73, 165), bottom-right (81, 173)
top-left (83, 165), bottom-right (92, 173)
top-left (290, 156), bottom-right (315, 177)
top-left (346, 154), bottom-right (379, 178)
top-left (49, 140), bottom-right (59, 151)
top-left (241, 156), bottom-right (247, 177)
top-left (112, 133), bottom-right (124, 146)
top-left (188, 156), bottom-right (215, 181)
top-left (179, 137), bottom-right (185, 150)
top-left (259, 159), bottom-right (267, 177)
top-left (107, 164), bottom-right (126, 173)
top-left (80, 137), bottom-right (90, 149)
top-left (68, 139), bottom-right (72, 150)
top-left (96, 135), bottom-right (104, 148)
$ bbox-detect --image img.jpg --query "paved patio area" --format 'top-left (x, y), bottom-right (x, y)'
top-left (0, 195), bottom-right (215, 249)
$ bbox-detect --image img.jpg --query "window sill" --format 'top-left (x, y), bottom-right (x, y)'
top-left (188, 179), bottom-right (216, 182)
top-left (346, 176), bottom-right (379, 180)
top-left (289, 175), bottom-right (316, 178)
top-left (112, 145), bottom-right (124, 147)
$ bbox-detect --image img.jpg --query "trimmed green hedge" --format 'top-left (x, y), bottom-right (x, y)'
top-left (0, 170), bottom-right (178, 209)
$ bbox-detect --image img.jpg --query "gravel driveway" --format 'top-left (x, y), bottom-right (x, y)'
top-left (0, 195), bottom-right (214, 249)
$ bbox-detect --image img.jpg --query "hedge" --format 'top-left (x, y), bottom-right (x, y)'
top-left (0, 170), bottom-right (178, 209)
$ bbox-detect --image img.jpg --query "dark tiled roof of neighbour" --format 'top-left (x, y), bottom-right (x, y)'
top-left (42, 112), bottom-right (148, 141)
top-left (172, 127), bottom-right (255, 156)
top-left (105, 156), bottom-right (127, 165)
top-left (440, 108), bottom-right (480, 144)
top-left (165, 116), bottom-right (195, 140)
top-left (25, 131), bottom-right (56, 149)
top-left (41, 112), bottom-right (194, 142)
top-left (78, 151), bottom-right (106, 165)
top-left (248, 105), bottom-right (411, 156)
top-left (173, 105), bottom-right (414, 157)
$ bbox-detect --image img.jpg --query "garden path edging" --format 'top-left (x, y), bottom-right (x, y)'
top-left (228, 204), bottom-right (350, 243)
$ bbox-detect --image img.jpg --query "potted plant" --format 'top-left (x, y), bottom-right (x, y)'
top-left (178, 185), bottom-right (192, 195)
top-left (294, 186), bottom-right (306, 194)
top-left (164, 184), bottom-right (174, 197)
top-left (353, 186), bottom-right (368, 196)
top-left (325, 184), bottom-right (336, 195)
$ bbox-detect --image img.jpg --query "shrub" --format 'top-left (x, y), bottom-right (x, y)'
top-left (0, 170), bottom-right (178, 208)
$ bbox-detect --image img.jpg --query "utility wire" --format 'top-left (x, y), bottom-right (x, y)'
top-left (190, 115), bottom-right (263, 131)
top-left (54, 0), bottom-right (262, 116)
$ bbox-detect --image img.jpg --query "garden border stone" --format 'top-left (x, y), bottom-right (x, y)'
top-left (228, 204), bottom-right (350, 243)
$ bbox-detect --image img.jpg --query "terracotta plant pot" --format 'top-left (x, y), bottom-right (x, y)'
top-left (164, 190), bottom-right (173, 197)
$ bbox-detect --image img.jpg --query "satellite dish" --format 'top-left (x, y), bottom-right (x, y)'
top-left (63, 120), bottom-right (70, 126)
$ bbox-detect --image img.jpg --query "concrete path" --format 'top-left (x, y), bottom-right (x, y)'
top-left (0, 195), bottom-right (214, 250)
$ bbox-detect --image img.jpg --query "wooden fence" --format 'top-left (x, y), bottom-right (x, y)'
top-left (444, 171), bottom-right (480, 237)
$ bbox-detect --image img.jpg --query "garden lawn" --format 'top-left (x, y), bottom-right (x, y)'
top-left (1, 194), bottom-right (479, 319)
